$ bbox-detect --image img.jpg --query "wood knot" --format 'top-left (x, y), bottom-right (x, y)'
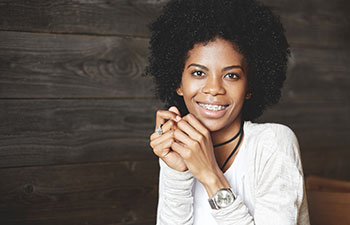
top-left (24, 184), bottom-right (34, 194)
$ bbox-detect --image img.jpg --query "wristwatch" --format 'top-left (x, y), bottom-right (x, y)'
top-left (208, 188), bottom-right (236, 210)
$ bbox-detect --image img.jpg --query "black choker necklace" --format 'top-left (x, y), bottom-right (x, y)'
top-left (213, 121), bottom-right (244, 148)
top-left (213, 121), bottom-right (245, 171)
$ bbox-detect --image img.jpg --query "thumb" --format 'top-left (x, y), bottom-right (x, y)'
top-left (168, 106), bottom-right (182, 122)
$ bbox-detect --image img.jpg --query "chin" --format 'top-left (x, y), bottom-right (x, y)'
top-left (199, 119), bottom-right (227, 132)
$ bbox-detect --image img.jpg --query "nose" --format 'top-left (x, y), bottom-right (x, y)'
top-left (202, 75), bottom-right (226, 96)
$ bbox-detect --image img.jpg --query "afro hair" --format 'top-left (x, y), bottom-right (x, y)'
top-left (145, 0), bottom-right (290, 121)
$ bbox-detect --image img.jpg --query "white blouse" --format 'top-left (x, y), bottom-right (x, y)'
top-left (157, 121), bottom-right (310, 225)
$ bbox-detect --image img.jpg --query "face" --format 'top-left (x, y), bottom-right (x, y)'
top-left (177, 37), bottom-right (251, 132)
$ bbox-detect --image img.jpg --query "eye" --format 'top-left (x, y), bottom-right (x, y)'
top-left (224, 73), bottom-right (240, 80)
top-left (191, 70), bottom-right (206, 77)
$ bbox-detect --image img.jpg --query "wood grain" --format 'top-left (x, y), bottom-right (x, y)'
top-left (257, 46), bottom-right (350, 149)
top-left (0, 98), bottom-right (348, 180)
top-left (0, 0), bottom-right (348, 224)
top-left (0, 0), bottom-right (348, 48)
top-left (285, 47), bottom-right (350, 103)
top-left (264, 0), bottom-right (350, 48)
top-left (0, 0), bottom-right (166, 37)
top-left (301, 148), bottom-right (350, 180)
top-left (257, 100), bottom-right (350, 148)
top-left (0, 31), bottom-right (154, 98)
top-left (0, 99), bottom-right (163, 168)
top-left (0, 160), bottom-right (159, 225)
top-left (1, 31), bottom-right (349, 101)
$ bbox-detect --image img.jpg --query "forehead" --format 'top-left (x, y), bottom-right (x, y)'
top-left (185, 38), bottom-right (245, 67)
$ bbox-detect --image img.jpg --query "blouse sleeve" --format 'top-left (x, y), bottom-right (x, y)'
top-left (211, 125), bottom-right (310, 225)
top-left (156, 159), bottom-right (195, 225)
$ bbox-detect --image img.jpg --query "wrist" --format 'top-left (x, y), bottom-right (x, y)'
top-left (202, 170), bottom-right (230, 198)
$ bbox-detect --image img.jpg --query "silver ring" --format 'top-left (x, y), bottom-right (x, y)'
top-left (155, 124), bottom-right (163, 135)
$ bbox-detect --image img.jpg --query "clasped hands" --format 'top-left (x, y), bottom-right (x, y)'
top-left (150, 106), bottom-right (223, 187)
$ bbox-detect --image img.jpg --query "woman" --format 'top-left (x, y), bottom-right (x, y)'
top-left (146, 0), bottom-right (310, 224)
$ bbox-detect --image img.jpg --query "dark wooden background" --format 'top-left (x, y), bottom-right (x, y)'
top-left (0, 0), bottom-right (349, 224)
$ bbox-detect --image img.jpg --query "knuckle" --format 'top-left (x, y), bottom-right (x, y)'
top-left (203, 129), bottom-right (210, 137)
top-left (184, 150), bottom-right (192, 160)
top-left (186, 114), bottom-right (193, 120)
top-left (198, 134), bottom-right (204, 143)
top-left (153, 145), bottom-right (160, 155)
top-left (168, 120), bottom-right (175, 127)
top-left (191, 141), bottom-right (200, 149)
top-left (159, 149), bottom-right (168, 158)
top-left (156, 110), bottom-right (163, 118)
top-left (154, 146), bottom-right (165, 157)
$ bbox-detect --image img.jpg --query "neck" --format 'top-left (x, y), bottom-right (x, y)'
top-left (211, 115), bottom-right (243, 146)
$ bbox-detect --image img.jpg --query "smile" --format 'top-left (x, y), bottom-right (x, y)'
top-left (197, 102), bottom-right (229, 111)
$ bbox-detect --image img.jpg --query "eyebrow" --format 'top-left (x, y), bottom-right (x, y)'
top-left (187, 63), bottom-right (245, 73)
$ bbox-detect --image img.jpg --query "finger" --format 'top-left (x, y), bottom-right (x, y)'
top-left (161, 119), bottom-right (177, 133)
top-left (155, 109), bottom-right (179, 129)
top-left (150, 130), bottom-right (174, 148)
top-left (176, 119), bottom-right (204, 144)
top-left (173, 128), bottom-right (199, 150)
top-left (171, 142), bottom-right (191, 160)
top-left (182, 114), bottom-right (210, 138)
top-left (150, 119), bottom-right (176, 141)
top-left (153, 138), bottom-right (174, 158)
top-left (168, 106), bottom-right (182, 122)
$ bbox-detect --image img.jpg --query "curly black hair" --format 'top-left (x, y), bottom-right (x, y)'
top-left (145, 0), bottom-right (290, 121)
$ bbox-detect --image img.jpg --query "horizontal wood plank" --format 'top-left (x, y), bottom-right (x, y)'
top-left (257, 100), bottom-right (350, 149)
top-left (1, 31), bottom-right (349, 101)
top-left (0, 160), bottom-right (159, 225)
top-left (282, 46), bottom-right (350, 104)
top-left (0, 99), bottom-right (163, 168)
top-left (1, 99), bottom-right (349, 180)
top-left (0, 0), bottom-right (166, 37)
top-left (0, 0), bottom-right (348, 48)
top-left (264, 0), bottom-right (350, 48)
top-left (302, 148), bottom-right (350, 181)
top-left (0, 31), bottom-right (154, 98)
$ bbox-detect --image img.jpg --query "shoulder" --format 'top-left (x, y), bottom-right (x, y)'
top-left (245, 121), bottom-right (301, 163)
top-left (245, 121), bottom-right (298, 145)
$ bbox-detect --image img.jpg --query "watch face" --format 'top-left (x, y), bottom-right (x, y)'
top-left (215, 189), bottom-right (234, 208)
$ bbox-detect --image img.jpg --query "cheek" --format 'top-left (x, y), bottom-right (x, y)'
top-left (228, 87), bottom-right (248, 103)
top-left (181, 79), bottom-right (202, 98)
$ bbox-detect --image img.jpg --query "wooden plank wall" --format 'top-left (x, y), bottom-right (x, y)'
top-left (0, 0), bottom-right (349, 224)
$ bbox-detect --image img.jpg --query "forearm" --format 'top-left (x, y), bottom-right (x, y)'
top-left (157, 159), bottom-right (194, 225)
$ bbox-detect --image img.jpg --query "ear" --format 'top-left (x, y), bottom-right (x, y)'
top-left (176, 87), bottom-right (183, 96)
top-left (245, 92), bottom-right (252, 100)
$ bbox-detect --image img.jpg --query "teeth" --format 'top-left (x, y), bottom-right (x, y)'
top-left (198, 103), bottom-right (227, 111)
